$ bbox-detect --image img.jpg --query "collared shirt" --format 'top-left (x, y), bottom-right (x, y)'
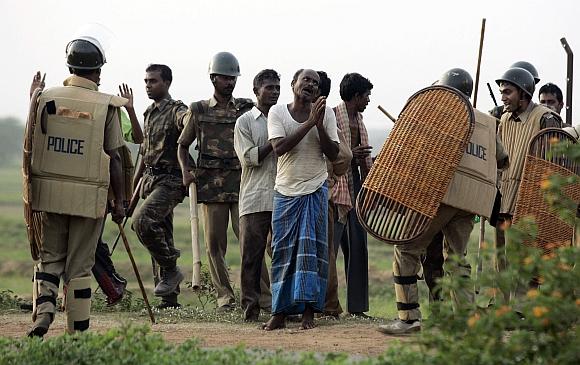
top-left (506, 101), bottom-right (561, 129)
top-left (63, 74), bottom-right (98, 90)
top-left (62, 75), bottom-right (124, 151)
top-left (142, 96), bottom-right (188, 167)
top-left (234, 106), bottom-right (277, 216)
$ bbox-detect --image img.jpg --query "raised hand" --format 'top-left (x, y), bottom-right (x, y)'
top-left (308, 96), bottom-right (326, 128)
top-left (30, 71), bottom-right (46, 98)
top-left (118, 83), bottom-right (134, 110)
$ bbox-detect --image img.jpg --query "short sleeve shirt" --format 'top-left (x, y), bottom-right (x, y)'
top-left (268, 104), bottom-right (339, 196)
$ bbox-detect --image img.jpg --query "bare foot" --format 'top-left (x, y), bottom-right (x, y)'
top-left (261, 314), bottom-right (286, 331)
top-left (300, 306), bottom-right (316, 330)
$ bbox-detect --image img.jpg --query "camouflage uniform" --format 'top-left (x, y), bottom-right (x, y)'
top-left (178, 96), bottom-right (253, 308)
top-left (132, 97), bottom-right (188, 304)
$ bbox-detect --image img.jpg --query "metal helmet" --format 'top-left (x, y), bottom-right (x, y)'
top-left (436, 68), bottom-right (473, 98)
top-left (65, 37), bottom-right (106, 70)
top-left (510, 61), bottom-right (540, 84)
top-left (208, 52), bottom-right (241, 76)
top-left (495, 67), bottom-right (536, 98)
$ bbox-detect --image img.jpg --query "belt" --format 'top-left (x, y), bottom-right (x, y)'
top-left (144, 165), bottom-right (182, 177)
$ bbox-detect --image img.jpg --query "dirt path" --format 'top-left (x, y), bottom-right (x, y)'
top-left (0, 313), bottom-right (411, 356)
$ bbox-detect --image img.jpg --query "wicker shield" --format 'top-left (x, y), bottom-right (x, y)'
top-left (356, 86), bottom-right (474, 245)
top-left (513, 128), bottom-right (580, 253)
top-left (23, 87), bottom-right (43, 260)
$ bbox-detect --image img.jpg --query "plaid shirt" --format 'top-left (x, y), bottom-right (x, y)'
top-left (331, 102), bottom-right (372, 222)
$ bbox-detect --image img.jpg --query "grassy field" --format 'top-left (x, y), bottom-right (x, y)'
top-left (0, 166), bottom-right (494, 319)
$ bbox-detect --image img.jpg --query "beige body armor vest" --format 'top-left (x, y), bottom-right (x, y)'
top-left (30, 86), bottom-right (122, 218)
top-left (442, 109), bottom-right (497, 217)
top-left (498, 104), bottom-right (554, 215)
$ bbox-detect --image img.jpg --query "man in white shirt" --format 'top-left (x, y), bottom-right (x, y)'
top-left (234, 69), bottom-right (280, 321)
top-left (263, 69), bottom-right (339, 331)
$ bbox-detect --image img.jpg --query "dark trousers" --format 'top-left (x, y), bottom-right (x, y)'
top-left (133, 183), bottom-right (183, 269)
top-left (422, 232), bottom-right (444, 302)
top-left (334, 169), bottom-right (369, 313)
top-left (94, 234), bottom-right (116, 276)
top-left (133, 178), bottom-right (184, 301)
top-left (324, 202), bottom-right (343, 314)
top-left (239, 211), bottom-right (272, 319)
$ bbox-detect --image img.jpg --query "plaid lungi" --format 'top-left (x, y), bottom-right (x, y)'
top-left (271, 184), bottom-right (329, 315)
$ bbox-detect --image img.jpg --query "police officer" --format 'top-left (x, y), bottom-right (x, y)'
top-left (28, 37), bottom-right (126, 337)
top-left (132, 64), bottom-right (189, 308)
top-left (379, 68), bottom-right (509, 335)
top-left (489, 61), bottom-right (541, 120)
top-left (177, 52), bottom-right (254, 311)
top-left (538, 82), bottom-right (565, 116)
top-left (495, 67), bottom-right (562, 282)
top-left (422, 69), bottom-right (475, 303)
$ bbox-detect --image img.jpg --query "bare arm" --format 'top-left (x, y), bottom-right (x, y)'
top-left (176, 110), bottom-right (198, 186)
top-left (106, 148), bottom-right (125, 223)
top-left (317, 124), bottom-right (339, 161)
top-left (119, 84), bottom-right (144, 143)
top-left (272, 122), bottom-right (315, 156)
top-left (258, 143), bottom-right (274, 162)
top-left (272, 97), bottom-right (325, 156)
top-left (133, 156), bottom-right (145, 189)
top-left (178, 144), bottom-right (196, 186)
top-left (29, 71), bottom-right (45, 98)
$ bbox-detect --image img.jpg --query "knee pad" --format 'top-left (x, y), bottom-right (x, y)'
top-left (392, 258), bottom-right (420, 317)
top-left (65, 276), bottom-right (92, 333)
top-left (32, 265), bottom-right (60, 321)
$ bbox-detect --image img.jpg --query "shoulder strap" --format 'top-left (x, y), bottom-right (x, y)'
top-left (235, 98), bottom-right (254, 113)
top-left (191, 100), bottom-right (207, 115)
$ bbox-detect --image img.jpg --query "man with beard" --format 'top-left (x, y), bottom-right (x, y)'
top-left (495, 67), bottom-right (561, 299)
top-left (178, 52), bottom-right (254, 311)
top-left (132, 64), bottom-right (188, 309)
top-left (491, 62), bottom-right (544, 280)
top-left (234, 69), bottom-right (280, 321)
top-left (489, 61), bottom-right (541, 120)
top-left (331, 73), bottom-right (373, 317)
top-left (262, 69), bottom-right (339, 330)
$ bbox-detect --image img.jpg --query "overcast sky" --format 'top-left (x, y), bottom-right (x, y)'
top-left (2, 0), bottom-right (578, 134)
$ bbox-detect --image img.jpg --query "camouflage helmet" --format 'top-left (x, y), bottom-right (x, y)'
top-left (510, 61), bottom-right (540, 84)
top-left (436, 68), bottom-right (473, 98)
top-left (496, 67), bottom-right (536, 98)
top-left (65, 37), bottom-right (106, 70)
top-left (208, 52), bottom-right (241, 76)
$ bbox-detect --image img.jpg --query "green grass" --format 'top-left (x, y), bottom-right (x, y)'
top-left (0, 165), bottom-right (491, 320)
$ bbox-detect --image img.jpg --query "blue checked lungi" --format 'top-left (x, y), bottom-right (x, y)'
top-left (270, 184), bottom-right (329, 315)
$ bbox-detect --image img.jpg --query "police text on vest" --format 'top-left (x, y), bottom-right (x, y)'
top-left (47, 136), bottom-right (85, 155)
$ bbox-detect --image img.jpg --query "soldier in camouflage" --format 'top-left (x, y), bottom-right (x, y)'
top-left (177, 52), bottom-right (254, 311)
top-left (132, 64), bottom-right (188, 308)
